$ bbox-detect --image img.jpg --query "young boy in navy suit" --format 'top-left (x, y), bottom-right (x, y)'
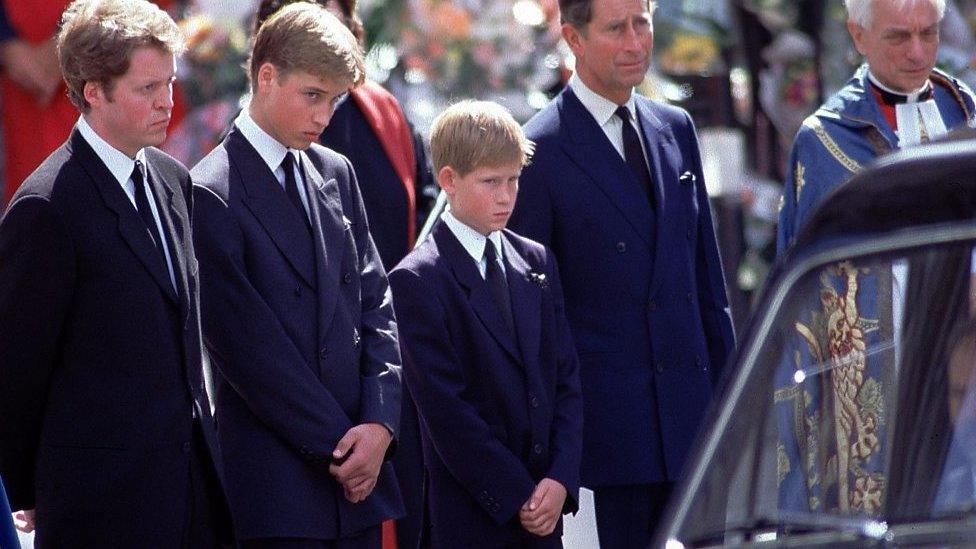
top-left (389, 101), bottom-right (583, 548)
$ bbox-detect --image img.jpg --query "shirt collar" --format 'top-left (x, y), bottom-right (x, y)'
top-left (867, 70), bottom-right (932, 104)
top-left (235, 107), bottom-right (294, 173)
top-left (441, 208), bottom-right (503, 264)
top-left (76, 115), bottom-right (146, 185)
top-left (568, 72), bottom-right (637, 126)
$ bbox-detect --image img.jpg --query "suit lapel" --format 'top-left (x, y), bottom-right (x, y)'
top-left (503, 233), bottom-right (540, 371)
top-left (635, 99), bottom-right (676, 299)
top-left (433, 222), bottom-right (520, 363)
top-left (227, 129), bottom-right (316, 289)
top-left (557, 89), bottom-right (654, 247)
top-left (145, 156), bottom-right (190, 323)
top-left (301, 151), bottom-right (345, 334)
top-left (71, 130), bottom-right (179, 306)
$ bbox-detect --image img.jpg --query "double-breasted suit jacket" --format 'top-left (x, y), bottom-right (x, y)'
top-left (191, 127), bottom-right (403, 541)
top-left (389, 221), bottom-right (583, 548)
top-left (0, 128), bottom-right (225, 547)
top-left (508, 88), bottom-right (735, 487)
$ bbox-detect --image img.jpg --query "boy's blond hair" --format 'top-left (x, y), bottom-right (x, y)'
top-left (430, 100), bottom-right (534, 176)
top-left (58, 0), bottom-right (185, 113)
top-left (249, 1), bottom-right (365, 90)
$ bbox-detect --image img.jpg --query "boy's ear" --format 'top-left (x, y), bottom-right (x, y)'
top-left (437, 166), bottom-right (457, 195)
top-left (255, 62), bottom-right (279, 94)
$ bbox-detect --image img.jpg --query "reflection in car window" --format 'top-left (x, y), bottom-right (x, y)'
top-left (674, 240), bottom-right (976, 544)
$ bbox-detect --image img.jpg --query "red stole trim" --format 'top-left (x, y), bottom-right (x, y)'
top-left (871, 87), bottom-right (898, 131)
top-left (349, 81), bottom-right (418, 248)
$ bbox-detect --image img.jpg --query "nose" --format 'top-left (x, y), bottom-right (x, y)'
top-left (313, 103), bottom-right (335, 129)
top-left (497, 181), bottom-right (518, 204)
top-left (906, 36), bottom-right (926, 62)
top-left (155, 83), bottom-right (174, 111)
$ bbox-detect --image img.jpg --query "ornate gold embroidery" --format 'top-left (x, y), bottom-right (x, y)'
top-left (792, 261), bottom-right (885, 514)
top-left (803, 117), bottom-right (862, 174)
top-left (794, 162), bottom-right (806, 203)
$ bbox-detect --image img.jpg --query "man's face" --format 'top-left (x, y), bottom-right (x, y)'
top-left (848, 0), bottom-right (941, 93)
top-left (440, 162), bottom-right (521, 236)
top-left (254, 64), bottom-right (348, 150)
top-left (563, 0), bottom-right (653, 105)
top-left (85, 46), bottom-right (176, 157)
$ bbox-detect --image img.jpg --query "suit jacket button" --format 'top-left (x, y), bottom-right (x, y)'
top-left (343, 273), bottom-right (352, 284)
top-left (655, 362), bottom-right (665, 374)
top-left (530, 395), bottom-right (540, 408)
top-left (648, 299), bottom-right (658, 311)
top-left (616, 242), bottom-right (626, 253)
top-left (182, 441), bottom-right (192, 453)
top-left (533, 443), bottom-right (543, 455)
top-left (320, 347), bottom-right (328, 359)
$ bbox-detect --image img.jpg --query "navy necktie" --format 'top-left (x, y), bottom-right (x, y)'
top-left (131, 161), bottom-right (167, 257)
top-left (484, 241), bottom-right (515, 335)
top-left (615, 106), bottom-right (655, 208)
top-left (281, 152), bottom-right (311, 232)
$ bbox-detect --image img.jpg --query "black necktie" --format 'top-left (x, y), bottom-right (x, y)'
top-left (484, 241), bottom-right (515, 335)
top-left (616, 106), bottom-right (655, 208)
top-left (131, 161), bottom-right (167, 258)
top-left (281, 152), bottom-right (311, 232)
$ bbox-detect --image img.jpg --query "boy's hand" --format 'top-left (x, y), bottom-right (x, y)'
top-left (519, 478), bottom-right (566, 537)
top-left (328, 423), bottom-right (392, 503)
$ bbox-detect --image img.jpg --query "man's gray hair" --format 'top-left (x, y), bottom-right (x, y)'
top-left (845, 0), bottom-right (946, 28)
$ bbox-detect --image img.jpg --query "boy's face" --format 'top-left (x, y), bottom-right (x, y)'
top-left (439, 162), bottom-right (521, 236)
top-left (253, 63), bottom-right (348, 150)
top-left (84, 46), bottom-right (176, 157)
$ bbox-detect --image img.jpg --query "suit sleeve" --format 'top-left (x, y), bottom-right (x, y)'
top-left (0, 195), bottom-right (76, 510)
top-left (508, 149), bottom-right (555, 248)
top-left (192, 186), bottom-right (355, 460)
top-left (542, 250), bottom-right (583, 513)
top-left (343, 159), bottom-right (402, 440)
top-left (390, 268), bottom-right (536, 524)
top-left (683, 112), bottom-right (735, 386)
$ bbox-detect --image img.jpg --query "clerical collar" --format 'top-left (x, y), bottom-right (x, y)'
top-left (867, 71), bottom-right (933, 105)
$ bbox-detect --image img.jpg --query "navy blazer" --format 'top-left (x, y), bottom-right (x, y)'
top-left (508, 89), bottom-right (735, 487)
top-left (0, 129), bottom-right (225, 547)
top-left (389, 222), bottom-right (582, 548)
top-left (191, 127), bottom-right (403, 540)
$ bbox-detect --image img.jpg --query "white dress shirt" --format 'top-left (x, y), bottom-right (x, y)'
top-left (568, 73), bottom-right (650, 169)
top-left (441, 209), bottom-right (505, 279)
top-left (77, 115), bottom-right (177, 292)
top-left (234, 108), bottom-right (312, 220)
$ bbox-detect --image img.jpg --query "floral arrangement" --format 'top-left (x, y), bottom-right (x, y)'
top-left (177, 13), bottom-right (250, 110)
top-left (360, 0), bottom-right (563, 124)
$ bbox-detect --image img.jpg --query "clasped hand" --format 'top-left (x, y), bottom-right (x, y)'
top-left (328, 423), bottom-right (392, 503)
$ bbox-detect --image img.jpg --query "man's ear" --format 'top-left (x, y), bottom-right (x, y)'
top-left (847, 19), bottom-right (867, 56)
top-left (83, 80), bottom-right (104, 108)
top-left (562, 22), bottom-right (584, 59)
top-left (437, 166), bottom-right (457, 196)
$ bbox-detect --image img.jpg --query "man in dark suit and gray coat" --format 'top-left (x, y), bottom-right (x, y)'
top-left (0, 1), bottom-right (231, 546)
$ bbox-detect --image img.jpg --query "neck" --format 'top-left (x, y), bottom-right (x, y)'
top-left (82, 114), bottom-right (139, 158)
top-left (867, 70), bottom-right (930, 99)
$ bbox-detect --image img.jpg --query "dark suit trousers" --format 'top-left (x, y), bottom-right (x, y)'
top-left (241, 526), bottom-right (381, 549)
top-left (593, 482), bottom-right (673, 549)
top-left (184, 420), bottom-right (234, 549)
